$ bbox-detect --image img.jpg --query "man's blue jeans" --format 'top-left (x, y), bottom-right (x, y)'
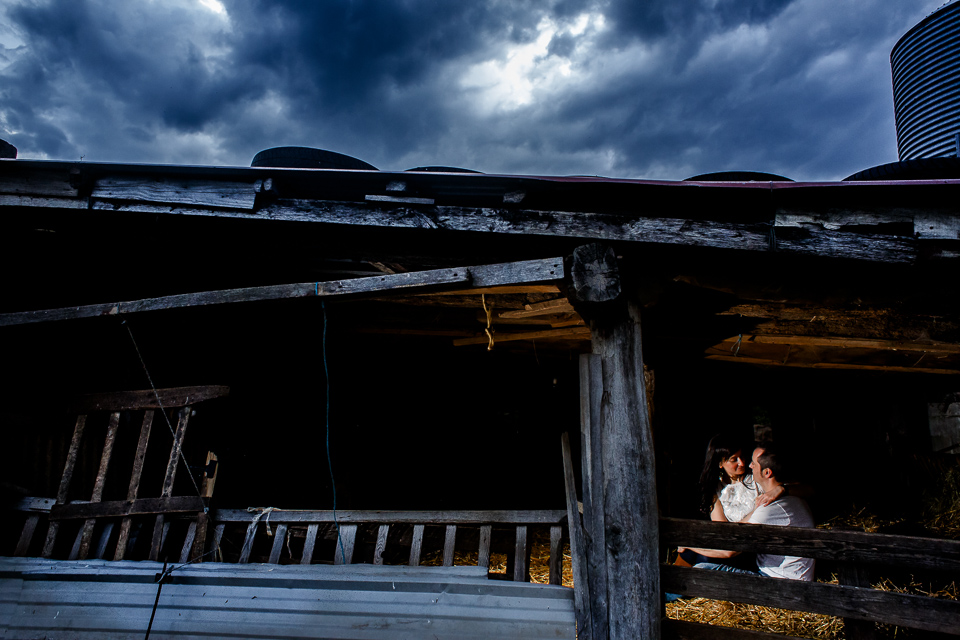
top-left (665, 562), bottom-right (762, 602)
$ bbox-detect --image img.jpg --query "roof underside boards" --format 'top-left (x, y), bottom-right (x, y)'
top-left (1, 158), bottom-right (959, 373)
top-left (0, 558), bottom-right (575, 640)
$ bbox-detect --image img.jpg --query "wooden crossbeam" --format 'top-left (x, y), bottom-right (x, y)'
top-left (0, 257), bottom-right (564, 327)
top-left (452, 326), bottom-right (591, 346)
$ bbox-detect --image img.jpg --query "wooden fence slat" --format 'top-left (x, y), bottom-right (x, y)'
top-left (180, 522), bottom-right (197, 563)
top-left (116, 410), bottom-right (154, 560)
top-left (513, 525), bottom-right (528, 582)
top-left (334, 524), bottom-right (357, 565)
top-left (374, 524), bottom-right (389, 565)
top-left (42, 414), bottom-right (87, 558)
top-left (239, 520), bottom-right (258, 564)
top-left (95, 523), bottom-right (114, 559)
top-left (79, 412), bottom-right (120, 560)
top-left (409, 524), bottom-right (424, 566)
top-left (661, 565), bottom-right (960, 635)
top-left (301, 524), bottom-right (319, 565)
top-left (268, 524), bottom-right (289, 564)
top-left (839, 563), bottom-right (878, 640)
top-left (478, 525), bottom-right (492, 569)
top-left (151, 408), bottom-right (191, 561)
top-left (15, 515), bottom-right (40, 557)
top-left (660, 517), bottom-right (960, 573)
top-left (549, 525), bottom-right (562, 585)
top-left (191, 451), bottom-right (218, 562)
top-left (443, 525), bottom-right (457, 567)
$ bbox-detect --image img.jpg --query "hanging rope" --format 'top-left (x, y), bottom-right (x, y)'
top-left (322, 300), bottom-right (347, 564)
top-left (481, 294), bottom-right (494, 351)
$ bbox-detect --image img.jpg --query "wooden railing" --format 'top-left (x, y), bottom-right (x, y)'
top-left (210, 509), bottom-right (568, 584)
top-left (660, 517), bottom-right (960, 638)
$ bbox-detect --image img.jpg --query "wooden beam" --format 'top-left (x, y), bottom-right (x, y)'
top-left (213, 509), bottom-right (567, 524)
top-left (91, 177), bottom-right (258, 211)
top-left (70, 385), bottom-right (230, 412)
top-left (452, 326), bottom-right (591, 346)
top-left (660, 517), bottom-right (960, 573)
top-left (87, 195), bottom-right (920, 264)
top-left (726, 334), bottom-right (960, 353)
top-left (571, 243), bottom-right (661, 640)
top-left (705, 354), bottom-right (960, 375)
top-left (50, 496), bottom-right (208, 520)
top-left (0, 257), bottom-right (564, 327)
top-left (661, 565), bottom-right (960, 635)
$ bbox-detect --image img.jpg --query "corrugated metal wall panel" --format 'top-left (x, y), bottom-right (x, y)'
top-left (0, 558), bottom-right (575, 640)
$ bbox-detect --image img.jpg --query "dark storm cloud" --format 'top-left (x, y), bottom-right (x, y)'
top-left (0, 0), bottom-right (947, 179)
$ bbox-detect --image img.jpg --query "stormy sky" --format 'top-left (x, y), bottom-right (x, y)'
top-left (0, 0), bottom-right (947, 180)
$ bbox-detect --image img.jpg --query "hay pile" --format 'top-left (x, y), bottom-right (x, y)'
top-left (666, 595), bottom-right (842, 639)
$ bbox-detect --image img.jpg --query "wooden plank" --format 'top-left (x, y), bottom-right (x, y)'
top-left (580, 354), bottom-right (608, 640)
top-left (452, 326), bottom-right (591, 346)
top-left (549, 525), bottom-right (563, 586)
top-left (301, 524), bottom-right (319, 565)
top-left (409, 524), bottom-right (424, 566)
top-left (478, 525), bottom-right (492, 569)
top-left (15, 515), bottom-right (40, 557)
top-left (573, 243), bottom-right (660, 640)
top-left (42, 414), bottom-right (86, 558)
top-left (443, 525), bottom-right (457, 567)
top-left (334, 524), bottom-right (357, 565)
top-left (239, 520), bottom-right (258, 564)
top-left (429, 285), bottom-right (561, 295)
top-left (562, 431), bottom-right (591, 639)
top-left (71, 387), bottom-right (229, 412)
top-left (373, 524), bottom-right (389, 565)
top-left (732, 334), bottom-right (960, 353)
top-left (0, 194), bottom-right (86, 209)
top-left (660, 518), bottom-right (960, 572)
top-left (0, 170), bottom-right (79, 197)
top-left (51, 496), bottom-right (207, 520)
top-left (254, 200), bottom-right (776, 254)
top-left (664, 619), bottom-right (792, 640)
top-left (115, 409), bottom-right (154, 560)
top-left (705, 354), bottom-right (960, 375)
top-left (0, 257), bottom-right (563, 326)
top-left (180, 522), bottom-right (197, 563)
top-left (268, 524), bottom-right (289, 564)
top-left (150, 408), bottom-right (190, 561)
top-left (212, 509), bottom-right (567, 524)
top-left (513, 526), bottom-right (529, 582)
top-left (78, 411), bottom-right (120, 559)
top-left (661, 565), bottom-right (960, 635)
top-left (498, 298), bottom-right (575, 318)
top-left (91, 177), bottom-right (257, 210)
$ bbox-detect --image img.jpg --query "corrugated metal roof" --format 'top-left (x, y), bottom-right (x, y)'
top-left (0, 558), bottom-right (575, 639)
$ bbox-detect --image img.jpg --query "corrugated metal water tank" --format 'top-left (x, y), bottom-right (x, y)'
top-left (0, 558), bottom-right (575, 639)
top-left (891, 0), bottom-right (960, 160)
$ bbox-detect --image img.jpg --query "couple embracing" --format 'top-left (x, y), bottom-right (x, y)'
top-left (677, 435), bottom-right (815, 581)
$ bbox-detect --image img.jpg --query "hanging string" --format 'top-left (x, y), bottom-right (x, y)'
top-left (122, 317), bottom-right (204, 504)
top-left (322, 300), bottom-right (347, 564)
top-left (481, 294), bottom-right (494, 351)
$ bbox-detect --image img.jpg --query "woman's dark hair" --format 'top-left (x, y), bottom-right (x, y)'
top-left (697, 433), bottom-right (743, 516)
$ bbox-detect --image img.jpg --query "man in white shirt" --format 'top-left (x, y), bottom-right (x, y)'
top-left (678, 444), bottom-right (815, 580)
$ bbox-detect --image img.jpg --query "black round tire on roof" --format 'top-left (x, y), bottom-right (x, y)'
top-left (251, 146), bottom-right (377, 170)
top-left (843, 157), bottom-right (960, 181)
top-left (684, 171), bottom-right (793, 182)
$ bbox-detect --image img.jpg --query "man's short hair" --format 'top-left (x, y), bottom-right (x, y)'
top-left (756, 444), bottom-right (785, 479)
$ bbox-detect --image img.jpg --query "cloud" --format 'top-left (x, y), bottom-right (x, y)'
top-left (0, 0), bottom-right (945, 179)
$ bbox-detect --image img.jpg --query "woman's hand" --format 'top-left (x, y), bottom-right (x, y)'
top-left (755, 483), bottom-right (785, 507)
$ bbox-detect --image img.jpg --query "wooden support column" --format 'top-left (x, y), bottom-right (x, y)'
top-left (570, 243), bottom-right (660, 640)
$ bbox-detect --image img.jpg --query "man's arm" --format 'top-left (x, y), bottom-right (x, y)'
top-left (676, 546), bottom-right (740, 559)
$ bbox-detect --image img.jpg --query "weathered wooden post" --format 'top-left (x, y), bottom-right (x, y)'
top-left (569, 243), bottom-right (660, 640)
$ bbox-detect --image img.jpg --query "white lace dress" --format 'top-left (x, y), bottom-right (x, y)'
top-left (718, 474), bottom-right (759, 522)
